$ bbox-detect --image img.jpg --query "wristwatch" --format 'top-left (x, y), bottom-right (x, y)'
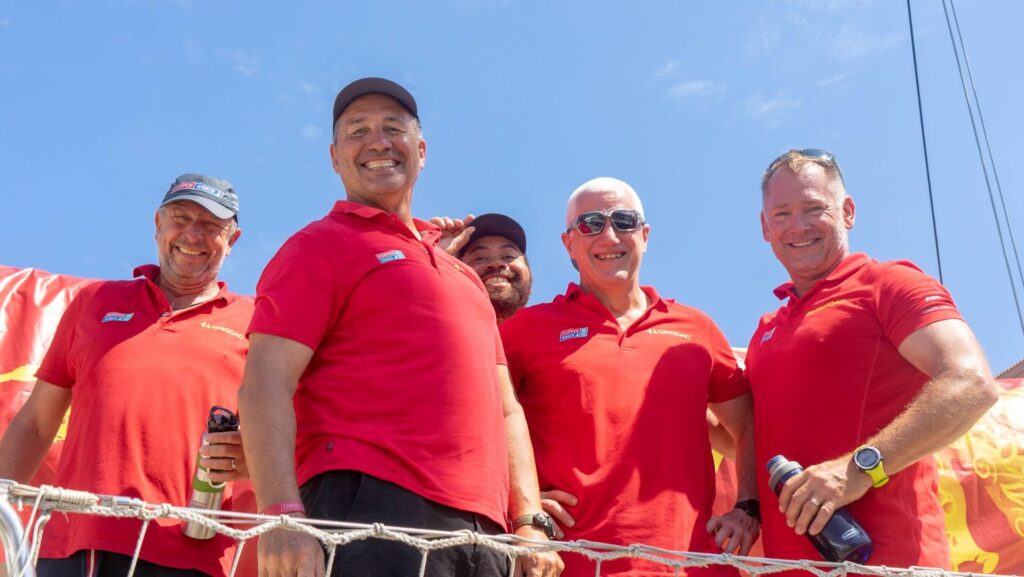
top-left (853, 445), bottom-right (889, 488)
top-left (512, 512), bottom-right (556, 539)
top-left (733, 499), bottom-right (761, 522)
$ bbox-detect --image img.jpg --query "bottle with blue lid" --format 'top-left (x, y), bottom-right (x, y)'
top-left (766, 455), bottom-right (874, 563)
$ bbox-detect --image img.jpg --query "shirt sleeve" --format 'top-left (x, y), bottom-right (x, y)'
top-left (498, 315), bottom-right (526, 393)
top-left (34, 290), bottom-right (88, 389)
top-left (706, 315), bottom-right (750, 404)
top-left (248, 231), bottom-right (350, 350)
top-left (874, 260), bottom-right (963, 348)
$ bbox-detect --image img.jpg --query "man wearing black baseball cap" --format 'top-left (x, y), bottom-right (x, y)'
top-left (241, 78), bottom-right (561, 577)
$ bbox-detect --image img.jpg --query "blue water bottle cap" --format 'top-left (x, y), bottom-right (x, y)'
top-left (766, 454), bottom-right (787, 471)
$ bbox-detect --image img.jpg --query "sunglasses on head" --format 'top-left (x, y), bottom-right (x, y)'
top-left (567, 209), bottom-right (644, 236)
top-left (768, 148), bottom-right (844, 181)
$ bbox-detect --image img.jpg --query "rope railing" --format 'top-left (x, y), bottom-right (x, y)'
top-left (0, 481), bottom-right (1012, 577)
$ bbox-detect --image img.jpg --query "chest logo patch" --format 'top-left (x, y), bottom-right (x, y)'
top-left (760, 326), bottom-right (776, 345)
top-left (200, 321), bottom-right (245, 341)
top-left (559, 327), bottom-right (589, 342)
top-left (376, 250), bottom-right (406, 264)
top-left (101, 312), bottom-right (134, 323)
top-left (805, 298), bottom-right (849, 317)
top-left (647, 328), bottom-right (691, 340)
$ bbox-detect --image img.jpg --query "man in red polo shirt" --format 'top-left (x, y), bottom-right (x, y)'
top-left (0, 173), bottom-right (253, 577)
top-left (500, 177), bottom-right (760, 576)
top-left (746, 149), bottom-right (999, 568)
top-left (238, 78), bottom-right (561, 577)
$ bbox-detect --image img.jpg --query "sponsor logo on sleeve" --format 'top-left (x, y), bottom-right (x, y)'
top-left (376, 250), bottom-right (406, 264)
top-left (759, 326), bottom-right (776, 345)
top-left (559, 327), bottom-right (589, 342)
top-left (101, 312), bottom-right (134, 323)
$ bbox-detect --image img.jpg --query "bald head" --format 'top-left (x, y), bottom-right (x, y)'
top-left (566, 177), bottom-right (645, 227)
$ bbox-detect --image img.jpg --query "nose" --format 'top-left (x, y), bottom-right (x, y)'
top-left (484, 257), bottom-right (508, 272)
top-left (366, 127), bottom-right (393, 152)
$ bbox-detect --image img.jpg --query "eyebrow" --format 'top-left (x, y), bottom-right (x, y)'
top-left (342, 114), bottom-right (412, 125)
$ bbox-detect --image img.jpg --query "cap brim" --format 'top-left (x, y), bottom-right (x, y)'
top-left (161, 194), bottom-right (236, 220)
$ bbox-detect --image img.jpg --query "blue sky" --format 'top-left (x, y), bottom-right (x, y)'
top-left (2, 0), bottom-right (1022, 372)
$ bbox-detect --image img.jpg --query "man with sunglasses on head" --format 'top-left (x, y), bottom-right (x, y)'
top-left (746, 149), bottom-right (998, 569)
top-left (238, 78), bottom-right (561, 577)
top-left (500, 177), bottom-right (760, 576)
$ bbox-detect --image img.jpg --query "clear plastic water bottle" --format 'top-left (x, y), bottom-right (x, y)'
top-left (182, 406), bottom-right (240, 540)
top-left (766, 455), bottom-right (873, 563)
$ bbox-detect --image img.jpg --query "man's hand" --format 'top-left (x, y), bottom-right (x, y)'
top-left (512, 525), bottom-right (564, 577)
top-left (777, 455), bottom-right (872, 536)
top-left (429, 215), bottom-right (476, 256)
top-left (706, 509), bottom-right (759, 555)
top-left (201, 430), bottom-right (248, 483)
top-left (258, 524), bottom-right (325, 577)
top-left (539, 489), bottom-right (577, 539)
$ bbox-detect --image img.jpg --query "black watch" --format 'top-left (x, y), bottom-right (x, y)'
top-left (733, 499), bottom-right (761, 522)
top-left (512, 512), bottom-right (556, 539)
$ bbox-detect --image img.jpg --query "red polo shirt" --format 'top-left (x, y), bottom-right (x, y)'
top-left (501, 284), bottom-right (748, 576)
top-left (35, 265), bottom-right (253, 577)
top-left (248, 201), bottom-right (509, 526)
top-left (745, 253), bottom-right (961, 569)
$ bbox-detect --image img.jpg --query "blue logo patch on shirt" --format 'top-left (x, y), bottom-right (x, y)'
top-left (376, 250), bottom-right (406, 264)
top-left (559, 327), bottom-right (589, 342)
top-left (102, 312), bottom-right (134, 323)
top-left (759, 326), bottom-right (776, 344)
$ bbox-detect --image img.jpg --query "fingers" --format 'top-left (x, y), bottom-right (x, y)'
top-left (259, 530), bottom-right (324, 577)
top-left (516, 552), bottom-right (564, 577)
top-left (540, 490), bottom-right (577, 539)
top-left (204, 430), bottom-right (242, 445)
top-left (706, 511), bottom-right (759, 556)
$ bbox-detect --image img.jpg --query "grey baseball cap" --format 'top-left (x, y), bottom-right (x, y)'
top-left (160, 173), bottom-right (239, 220)
top-left (458, 213), bottom-right (527, 257)
top-left (332, 77), bottom-right (419, 127)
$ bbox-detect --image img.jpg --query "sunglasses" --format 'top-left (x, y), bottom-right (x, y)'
top-left (767, 148), bottom-right (845, 181)
top-left (567, 209), bottom-right (645, 236)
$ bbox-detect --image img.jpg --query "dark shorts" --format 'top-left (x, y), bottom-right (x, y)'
top-left (301, 470), bottom-right (511, 577)
top-left (37, 550), bottom-right (210, 577)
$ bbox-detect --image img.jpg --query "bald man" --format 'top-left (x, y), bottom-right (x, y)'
top-left (499, 177), bottom-right (759, 576)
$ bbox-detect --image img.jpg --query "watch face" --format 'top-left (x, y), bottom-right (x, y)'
top-left (855, 447), bottom-right (881, 469)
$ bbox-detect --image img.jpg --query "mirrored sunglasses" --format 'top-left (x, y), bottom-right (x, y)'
top-left (567, 209), bottom-right (644, 236)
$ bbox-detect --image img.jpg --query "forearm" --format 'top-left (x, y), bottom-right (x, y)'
top-left (238, 379), bottom-right (302, 509)
top-left (505, 409), bottom-right (543, 519)
top-left (865, 367), bottom-right (996, 474)
top-left (0, 411), bottom-right (56, 482)
top-left (732, 419), bottom-right (758, 501)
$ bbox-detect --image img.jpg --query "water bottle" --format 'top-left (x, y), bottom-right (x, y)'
top-left (766, 455), bottom-right (873, 563)
top-left (182, 406), bottom-right (240, 539)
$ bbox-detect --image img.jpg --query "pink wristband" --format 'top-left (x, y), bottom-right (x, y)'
top-left (260, 501), bottom-right (306, 516)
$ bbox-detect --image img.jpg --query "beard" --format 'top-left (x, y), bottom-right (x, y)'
top-left (483, 271), bottom-right (532, 322)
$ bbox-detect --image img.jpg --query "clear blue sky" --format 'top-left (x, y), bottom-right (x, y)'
top-left (2, 1), bottom-right (1022, 372)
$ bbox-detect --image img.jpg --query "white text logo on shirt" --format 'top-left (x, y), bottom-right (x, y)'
top-left (200, 321), bottom-right (245, 341)
top-left (647, 328), bottom-right (691, 340)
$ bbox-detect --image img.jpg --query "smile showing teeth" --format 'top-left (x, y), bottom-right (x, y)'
top-left (176, 246), bottom-right (203, 256)
top-left (790, 240), bottom-right (816, 248)
top-left (595, 253), bottom-right (624, 261)
top-left (364, 159), bottom-right (398, 170)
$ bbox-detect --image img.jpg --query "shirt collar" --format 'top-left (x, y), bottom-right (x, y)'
top-left (772, 252), bottom-right (871, 301)
top-left (564, 282), bottom-right (669, 313)
top-left (330, 200), bottom-right (441, 245)
top-left (133, 264), bottom-right (230, 303)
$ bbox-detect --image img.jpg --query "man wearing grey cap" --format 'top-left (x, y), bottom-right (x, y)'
top-left (0, 173), bottom-right (253, 577)
top-left (240, 78), bottom-right (561, 577)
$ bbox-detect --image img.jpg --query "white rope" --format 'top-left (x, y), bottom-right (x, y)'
top-left (0, 482), bottom-right (1014, 577)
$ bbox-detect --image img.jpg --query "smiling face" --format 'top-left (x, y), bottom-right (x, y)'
top-left (460, 234), bottom-right (532, 322)
top-left (330, 93), bottom-right (426, 213)
top-left (561, 179), bottom-right (650, 297)
top-left (155, 200), bottom-right (240, 295)
top-left (761, 163), bottom-right (855, 296)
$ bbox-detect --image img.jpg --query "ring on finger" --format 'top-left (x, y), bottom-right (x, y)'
top-left (809, 496), bottom-right (822, 506)
top-left (229, 458), bottom-right (236, 471)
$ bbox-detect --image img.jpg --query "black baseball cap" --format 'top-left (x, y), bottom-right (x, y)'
top-left (459, 213), bottom-right (527, 257)
top-left (160, 173), bottom-right (239, 220)
top-left (332, 77), bottom-right (418, 128)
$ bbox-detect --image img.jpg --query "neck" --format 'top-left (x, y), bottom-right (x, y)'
top-left (157, 276), bottom-right (220, 310)
top-left (581, 282), bottom-right (649, 328)
top-left (349, 193), bottom-right (420, 238)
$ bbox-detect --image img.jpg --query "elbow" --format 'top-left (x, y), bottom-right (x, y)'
top-left (957, 365), bottom-right (1000, 419)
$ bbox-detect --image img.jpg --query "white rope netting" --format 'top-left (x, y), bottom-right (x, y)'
top-left (0, 482), bottom-right (1011, 577)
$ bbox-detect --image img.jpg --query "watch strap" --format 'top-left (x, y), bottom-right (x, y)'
top-left (733, 499), bottom-right (761, 522)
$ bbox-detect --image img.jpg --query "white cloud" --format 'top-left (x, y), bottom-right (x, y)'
top-left (832, 23), bottom-right (902, 61)
top-left (218, 50), bottom-right (260, 77)
top-left (817, 71), bottom-right (851, 87)
top-left (669, 80), bottom-right (725, 100)
top-left (301, 125), bottom-right (323, 140)
top-left (741, 94), bottom-right (802, 127)
top-left (653, 61), bottom-right (677, 78)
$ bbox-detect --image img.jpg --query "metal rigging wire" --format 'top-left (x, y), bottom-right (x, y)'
top-left (940, 0), bottom-right (1024, 337)
top-left (905, 0), bottom-right (944, 284)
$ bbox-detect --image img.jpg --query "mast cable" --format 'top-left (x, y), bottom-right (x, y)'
top-left (905, 0), bottom-right (944, 284)
top-left (941, 0), bottom-right (1024, 337)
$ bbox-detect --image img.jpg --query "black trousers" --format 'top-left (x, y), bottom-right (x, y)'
top-left (37, 550), bottom-right (210, 577)
top-left (301, 470), bottom-right (511, 577)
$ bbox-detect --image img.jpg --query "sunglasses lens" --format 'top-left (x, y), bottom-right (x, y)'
top-left (610, 210), bottom-right (640, 231)
top-left (576, 212), bottom-right (607, 235)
